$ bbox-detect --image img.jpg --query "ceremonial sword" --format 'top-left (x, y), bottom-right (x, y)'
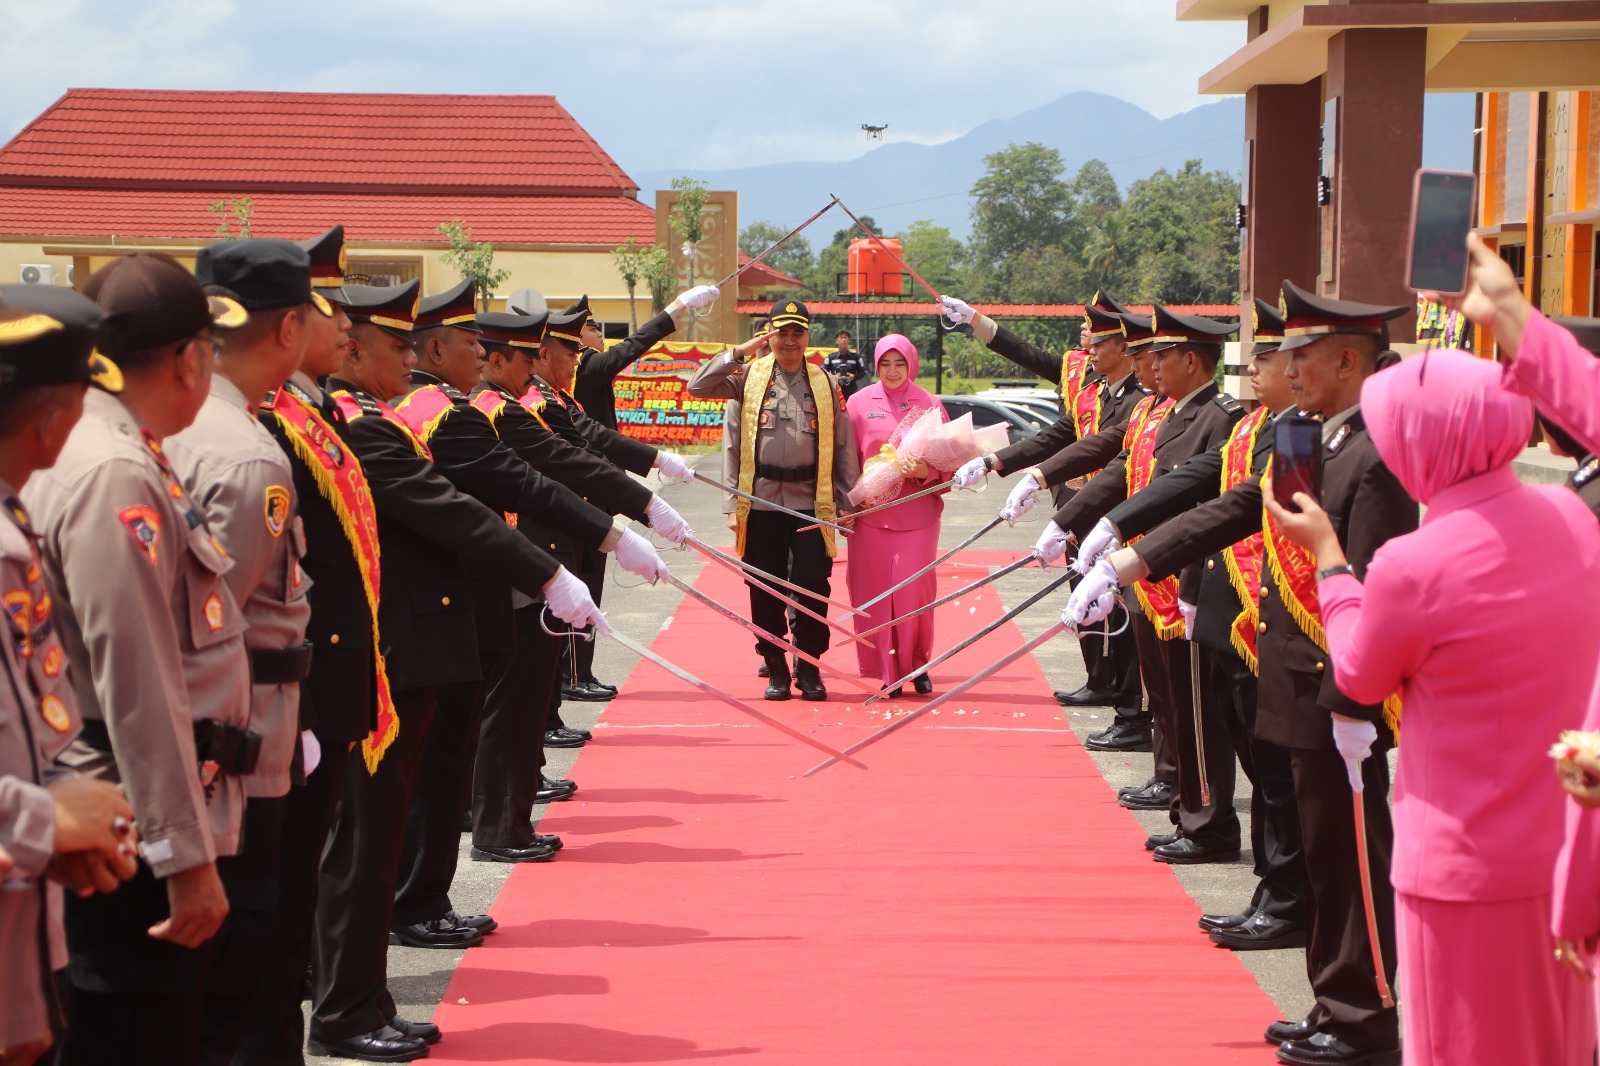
top-left (601, 625), bottom-right (866, 770)
top-left (864, 570), bottom-right (1074, 705)
top-left (1354, 788), bottom-right (1397, 1008)
top-left (662, 573), bottom-right (879, 695)
top-left (683, 537), bottom-right (875, 649)
top-left (684, 534), bottom-right (863, 617)
top-left (796, 481), bottom-right (953, 533)
top-left (1189, 641), bottom-right (1211, 807)
top-left (843, 551), bottom-right (1041, 645)
top-left (691, 471), bottom-right (851, 534)
top-left (853, 516), bottom-right (1006, 614)
top-left (709, 199), bottom-right (838, 291)
top-left (829, 195), bottom-right (942, 301)
top-left (805, 622), bottom-right (1072, 776)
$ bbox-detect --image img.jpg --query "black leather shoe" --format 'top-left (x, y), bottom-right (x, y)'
top-left (583, 678), bottom-right (618, 698)
top-left (445, 911), bottom-right (497, 935)
top-left (1153, 837), bottom-right (1241, 865)
top-left (388, 919), bottom-right (484, 949)
top-left (1199, 906), bottom-right (1258, 933)
top-left (1054, 684), bottom-right (1117, 707)
top-left (561, 724), bottom-right (593, 741)
top-left (763, 657), bottom-right (792, 701)
top-left (757, 661), bottom-right (770, 678)
top-left (388, 1015), bottom-right (442, 1045)
top-left (544, 727), bottom-right (585, 748)
top-left (1211, 912), bottom-right (1307, 950)
top-left (531, 831), bottom-right (563, 851)
top-left (308, 1025), bottom-right (429, 1062)
top-left (794, 661), bottom-right (826, 701)
top-left (1118, 780), bottom-right (1173, 810)
top-left (1144, 831), bottom-right (1181, 851)
top-left (1265, 1018), bottom-right (1317, 1046)
top-left (536, 778), bottom-right (577, 803)
top-left (1084, 719), bottom-right (1154, 752)
top-left (1118, 776), bottom-right (1157, 798)
top-left (560, 681), bottom-right (613, 702)
top-left (471, 843), bottom-right (557, 863)
top-left (886, 686), bottom-right (904, 699)
top-left (1275, 1033), bottom-right (1400, 1065)
top-left (913, 674), bottom-right (933, 695)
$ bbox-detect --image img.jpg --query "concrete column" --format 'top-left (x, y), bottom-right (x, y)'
top-left (1242, 80), bottom-right (1323, 340)
top-left (1323, 27), bottom-right (1428, 337)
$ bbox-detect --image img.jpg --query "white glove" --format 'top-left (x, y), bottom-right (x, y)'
top-left (677, 284), bottom-right (720, 310)
top-left (1000, 472), bottom-right (1041, 524)
top-left (939, 294), bottom-right (976, 326)
top-left (1178, 599), bottom-right (1197, 640)
top-left (1075, 518), bottom-right (1122, 577)
top-left (645, 495), bottom-right (690, 545)
top-left (1063, 557), bottom-right (1120, 629)
top-left (953, 457), bottom-right (989, 491)
top-left (543, 567), bottom-right (609, 633)
top-left (655, 450), bottom-right (693, 484)
top-left (300, 729), bottom-right (321, 776)
top-left (612, 527), bottom-right (669, 582)
top-left (1332, 718), bottom-right (1378, 792)
top-left (1034, 521), bottom-right (1069, 565)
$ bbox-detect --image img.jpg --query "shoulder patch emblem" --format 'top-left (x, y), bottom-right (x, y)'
top-left (1214, 394), bottom-right (1244, 415)
top-left (119, 505), bottom-right (161, 567)
top-left (204, 592), bottom-right (225, 633)
top-left (40, 693), bottom-right (71, 734)
top-left (4, 589), bottom-right (32, 658)
top-left (43, 644), bottom-right (64, 678)
top-left (264, 485), bottom-right (291, 538)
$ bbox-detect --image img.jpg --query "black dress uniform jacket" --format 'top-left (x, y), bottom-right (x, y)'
top-left (1135, 410), bottom-right (1418, 749)
top-left (1004, 374), bottom-right (1149, 481)
top-left (573, 310), bottom-right (678, 431)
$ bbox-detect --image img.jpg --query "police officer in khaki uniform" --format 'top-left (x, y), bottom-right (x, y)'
top-left (164, 238), bottom-right (322, 1063)
top-left (687, 298), bottom-right (861, 701)
top-left (0, 285), bottom-right (137, 1066)
top-left (23, 253), bottom-right (255, 1065)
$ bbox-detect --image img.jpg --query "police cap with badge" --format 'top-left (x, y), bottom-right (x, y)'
top-left (0, 284), bottom-right (122, 393)
top-left (1251, 297), bottom-right (1286, 352)
top-left (335, 279), bottom-right (421, 341)
top-left (769, 299), bottom-right (811, 331)
top-left (83, 252), bottom-right (248, 370)
top-left (196, 238), bottom-right (334, 318)
top-left (1148, 305), bottom-right (1237, 357)
top-left (1084, 304), bottom-right (1127, 345)
top-left (543, 308), bottom-right (589, 349)
top-left (476, 311), bottom-right (548, 352)
top-left (1277, 280), bottom-right (1407, 351)
top-left (415, 278), bottom-right (482, 335)
top-left (298, 225), bottom-right (348, 303)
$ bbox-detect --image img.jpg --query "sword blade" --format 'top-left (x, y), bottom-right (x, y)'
top-left (1189, 640), bottom-right (1211, 807)
top-left (711, 200), bottom-right (837, 290)
top-left (664, 574), bottom-right (879, 695)
top-left (805, 622), bottom-right (1071, 776)
top-left (604, 626), bottom-right (867, 770)
top-left (691, 471), bottom-right (850, 533)
top-left (1352, 790), bottom-right (1397, 1008)
top-left (865, 571), bottom-right (1072, 705)
top-left (685, 537), bottom-right (876, 649)
top-left (799, 481), bottom-right (953, 533)
top-left (856, 516), bottom-right (1005, 614)
top-left (686, 534), bottom-right (863, 616)
top-left (829, 195), bottom-right (941, 301)
top-left (844, 552), bottom-right (1038, 645)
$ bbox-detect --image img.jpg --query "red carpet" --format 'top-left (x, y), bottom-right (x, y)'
top-left (428, 549), bottom-right (1282, 1063)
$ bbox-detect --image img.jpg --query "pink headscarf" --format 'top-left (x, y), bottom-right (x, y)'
top-left (1361, 350), bottom-right (1533, 504)
top-left (874, 334), bottom-right (920, 379)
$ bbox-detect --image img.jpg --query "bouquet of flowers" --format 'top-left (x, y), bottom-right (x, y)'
top-left (1550, 730), bottom-right (1600, 786)
top-left (848, 409), bottom-right (1011, 509)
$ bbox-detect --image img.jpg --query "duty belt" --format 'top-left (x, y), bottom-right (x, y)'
top-left (755, 462), bottom-right (818, 483)
top-left (249, 641), bottom-right (314, 685)
top-left (78, 717), bottom-right (262, 777)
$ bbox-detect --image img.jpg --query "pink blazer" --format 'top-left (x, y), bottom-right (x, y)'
top-left (1320, 466), bottom-right (1600, 903)
top-left (1504, 310), bottom-right (1600, 457)
top-left (845, 384), bottom-right (949, 532)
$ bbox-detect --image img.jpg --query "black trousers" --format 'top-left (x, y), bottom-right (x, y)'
top-left (563, 546), bottom-right (607, 691)
top-left (1166, 642), bottom-right (1242, 849)
top-left (198, 795), bottom-right (286, 1066)
top-left (1128, 612), bottom-right (1178, 790)
top-left (310, 685), bottom-right (439, 1043)
top-left (1292, 743), bottom-right (1398, 1050)
top-left (59, 860), bottom-right (219, 1066)
top-left (1088, 607), bottom-right (1143, 719)
top-left (473, 605), bottom-right (564, 850)
top-left (392, 671), bottom-right (490, 927)
top-left (742, 509), bottom-right (834, 660)
top-left (230, 729), bottom-right (350, 1065)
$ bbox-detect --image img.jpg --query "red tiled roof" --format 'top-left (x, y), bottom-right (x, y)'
top-left (736, 253), bottom-right (805, 290)
top-left (0, 89), bottom-right (639, 196)
top-left (0, 186), bottom-right (657, 246)
top-left (735, 301), bottom-right (1239, 318)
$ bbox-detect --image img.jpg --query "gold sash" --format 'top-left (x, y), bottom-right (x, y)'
top-left (1059, 348), bottom-right (1090, 407)
top-left (1220, 407), bottom-right (1269, 672)
top-left (735, 355), bottom-right (837, 557)
top-left (1123, 397), bottom-right (1185, 638)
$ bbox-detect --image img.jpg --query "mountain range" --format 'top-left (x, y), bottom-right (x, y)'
top-left (634, 91), bottom-right (1476, 239)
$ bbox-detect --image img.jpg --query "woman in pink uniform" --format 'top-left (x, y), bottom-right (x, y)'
top-left (1265, 350), bottom-right (1600, 1066)
top-left (845, 335), bottom-right (948, 696)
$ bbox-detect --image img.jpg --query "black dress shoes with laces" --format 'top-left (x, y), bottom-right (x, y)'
top-left (543, 727), bottom-right (586, 748)
top-left (1053, 684), bottom-right (1117, 707)
top-left (1144, 831), bottom-right (1181, 851)
top-left (536, 777), bottom-right (577, 803)
top-left (1265, 1017), bottom-right (1317, 1046)
top-left (1084, 719), bottom-right (1154, 752)
top-left (1118, 780), bottom-right (1173, 810)
top-left (1152, 837), bottom-right (1241, 865)
top-left (445, 911), bottom-right (498, 935)
top-left (308, 1025), bottom-right (430, 1062)
top-left (1199, 906), bottom-right (1258, 933)
top-left (388, 1015), bottom-right (442, 1045)
top-left (793, 661), bottom-right (826, 701)
top-left (1275, 1033), bottom-right (1400, 1065)
top-left (1211, 912), bottom-right (1307, 950)
top-left (913, 674), bottom-right (933, 695)
top-left (388, 918), bottom-right (484, 949)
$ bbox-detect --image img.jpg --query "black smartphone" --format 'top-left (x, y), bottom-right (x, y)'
top-left (1273, 415), bottom-right (1323, 512)
top-left (1405, 169), bottom-right (1477, 295)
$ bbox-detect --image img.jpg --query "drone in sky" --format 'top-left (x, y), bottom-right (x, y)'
top-left (862, 123), bottom-right (888, 141)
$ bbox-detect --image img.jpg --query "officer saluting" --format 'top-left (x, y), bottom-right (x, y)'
top-left (687, 298), bottom-right (861, 701)
top-left (23, 253), bottom-right (253, 1065)
top-left (0, 286), bottom-right (138, 1066)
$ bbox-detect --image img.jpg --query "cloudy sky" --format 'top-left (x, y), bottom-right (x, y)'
top-left (0, 0), bottom-right (1245, 176)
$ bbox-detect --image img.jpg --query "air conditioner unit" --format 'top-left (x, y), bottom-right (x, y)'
top-left (19, 264), bottom-right (55, 286)
top-left (66, 265), bottom-right (75, 286)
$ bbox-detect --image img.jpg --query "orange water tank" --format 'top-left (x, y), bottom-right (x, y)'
top-left (846, 238), bottom-right (905, 296)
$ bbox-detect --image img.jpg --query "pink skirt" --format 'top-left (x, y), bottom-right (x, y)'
top-left (1396, 890), bottom-right (1596, 1066)
top-left (844, 521), bottom-right (940, 687)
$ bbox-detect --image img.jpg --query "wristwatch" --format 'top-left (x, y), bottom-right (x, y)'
top-left (982, 455), bottom-right (997, 473)
top-left (1316, 564), bottom-right (1355, 582)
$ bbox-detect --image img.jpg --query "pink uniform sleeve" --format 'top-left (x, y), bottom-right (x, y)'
top-left (1317, 557), bottom-right (1430, 707)
top-left (1503, 310), bottom-right (1600, 457)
